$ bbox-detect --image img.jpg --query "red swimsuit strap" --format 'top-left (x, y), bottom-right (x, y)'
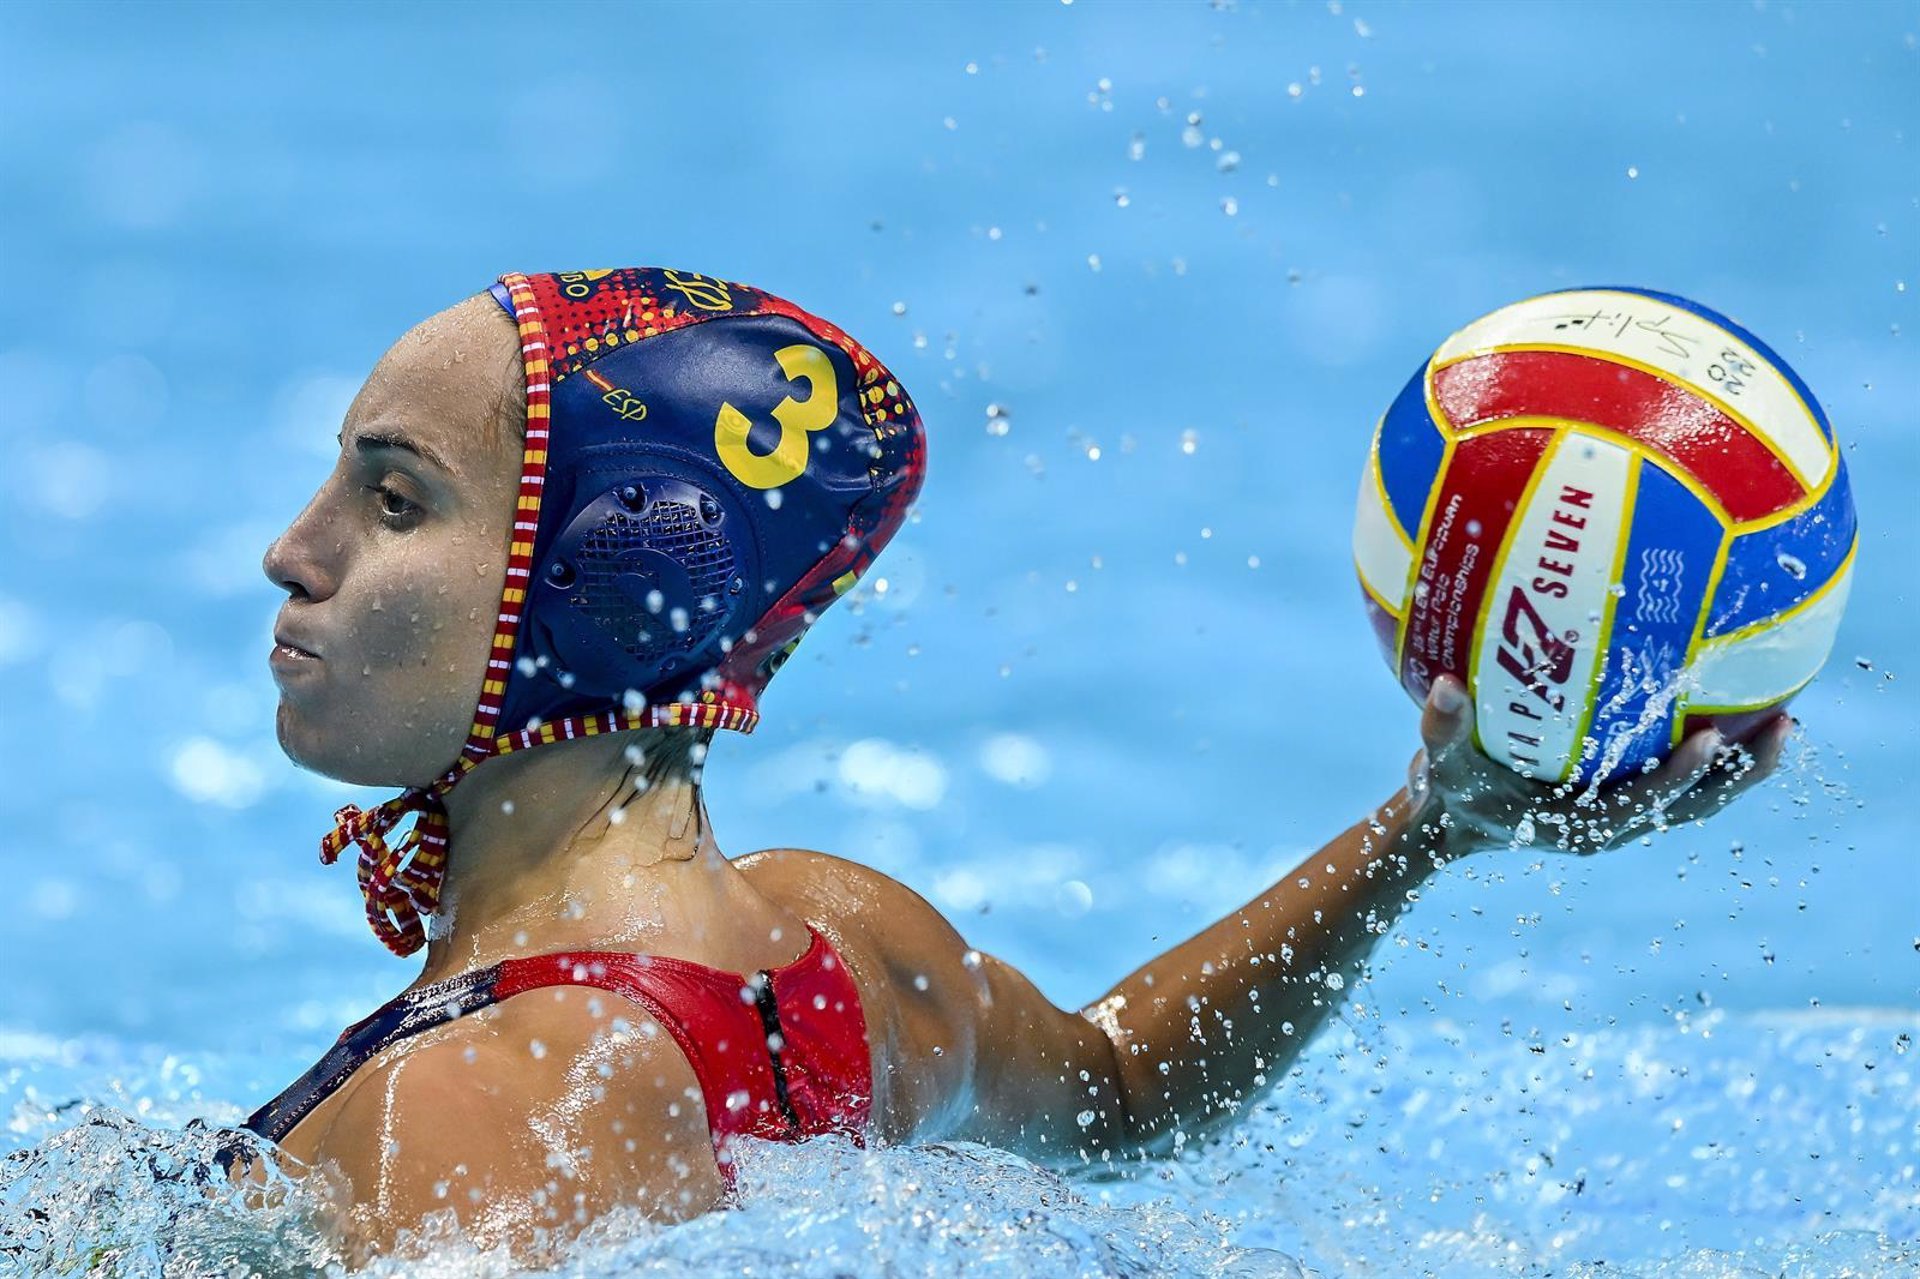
top-left (247, 923), bottom-right (874, 1204)
top-left (490, 925), bottom-right (874, 1196)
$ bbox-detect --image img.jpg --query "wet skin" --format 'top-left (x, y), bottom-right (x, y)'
top-left (250, 294), bottom-right (1790, 1268)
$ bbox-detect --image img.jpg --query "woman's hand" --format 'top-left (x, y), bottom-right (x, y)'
top-left (1407, 673), bottom-right (1794, 860)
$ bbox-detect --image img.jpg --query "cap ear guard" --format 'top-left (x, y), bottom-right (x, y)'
top-left (521, 462), bottom-right (764, 707)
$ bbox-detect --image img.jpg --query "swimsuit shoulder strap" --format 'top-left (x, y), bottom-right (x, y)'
top-left (244, 924), bottom-right (871, 1158)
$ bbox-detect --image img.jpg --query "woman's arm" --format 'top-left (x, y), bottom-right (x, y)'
top-left (1078, 780), bottom-right (1441, 1156)
top-left (954, 676), bottom-right (1791, 1162)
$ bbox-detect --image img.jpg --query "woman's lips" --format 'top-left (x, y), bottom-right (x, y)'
top-left (269, 638), bottom-right (321, 678)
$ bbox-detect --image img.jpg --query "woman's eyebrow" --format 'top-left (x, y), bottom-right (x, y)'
top-left (338, 428), bottom-right (453, 474)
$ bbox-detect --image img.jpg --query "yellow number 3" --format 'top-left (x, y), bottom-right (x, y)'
top-left (713, 344), bottom-right (838, 490)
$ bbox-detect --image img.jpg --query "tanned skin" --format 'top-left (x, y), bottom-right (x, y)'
top-left (250, 293), bottom-right (1789, 1266)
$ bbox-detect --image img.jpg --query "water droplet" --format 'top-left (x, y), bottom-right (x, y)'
top-left (1776, 551), bottom-right (1808, 580)
top-left (891, 300), bottom-right (907, 316)
top-left (1180, 428), bottom-right (1199, 454)
top-left (1076, 1108), bottom-right (1097, 1128)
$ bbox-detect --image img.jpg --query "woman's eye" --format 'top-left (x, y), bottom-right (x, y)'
top-left (366, 484), bottom-right (420, 524)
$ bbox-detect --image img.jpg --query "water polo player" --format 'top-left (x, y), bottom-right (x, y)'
top-left (244, 268), bottom-right (1790, 1264)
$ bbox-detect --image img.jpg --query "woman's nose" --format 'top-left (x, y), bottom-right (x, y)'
top-left (263, 495), bottom-right (339, 602)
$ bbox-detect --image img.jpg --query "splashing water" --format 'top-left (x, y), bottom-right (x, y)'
top-left (4, 1006), bottom-right (1913, 1278)
top-left (0, 1113), bottom-right (1304, 1278)
top-left (0, 1111), bottom-right (325, 1277)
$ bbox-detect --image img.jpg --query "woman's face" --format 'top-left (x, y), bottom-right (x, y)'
top-left (263, 294), bottom-right (524, 787)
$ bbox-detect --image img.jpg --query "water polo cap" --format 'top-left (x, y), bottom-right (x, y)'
top-left (322, 268), bottom-right (927, 955)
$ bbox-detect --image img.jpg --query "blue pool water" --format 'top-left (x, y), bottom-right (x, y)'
top-left (1, 2), bottom-right (1915, 1274)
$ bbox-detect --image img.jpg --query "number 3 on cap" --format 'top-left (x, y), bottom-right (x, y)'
top-left (714, 344), bottom-right (838, 490)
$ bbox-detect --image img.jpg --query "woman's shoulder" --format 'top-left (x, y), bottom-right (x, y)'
top-left (733, 847), bottom-right (947, 930)
top-left (734, 847), bottom-right (971, 982)
top-left (733, 848), bottom-right (981, 1142)
top-left (276, 983), bottom-right (724, 1253)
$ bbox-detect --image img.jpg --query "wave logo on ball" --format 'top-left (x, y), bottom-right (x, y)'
top-left (1353, 287), bottom-right (1856, 785)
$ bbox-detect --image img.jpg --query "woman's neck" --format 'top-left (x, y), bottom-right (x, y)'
top-left (417, 730), bottom-right (777, 985)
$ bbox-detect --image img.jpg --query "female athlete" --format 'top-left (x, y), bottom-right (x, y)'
top-left (246, 268), bottom-right (1788, 1264)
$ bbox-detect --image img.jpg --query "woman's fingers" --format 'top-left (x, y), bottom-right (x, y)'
top-left (1604, 723), bottom-right (1723, 814)
top-left (1412, 680), bottom-right (1793, 857)
top-left (1660, 714), bottom-right (1792, 827)
top-left (1419, 675), bottom-right (1475, 761)
top-left (1572, 714), bottom-right (1790, 849)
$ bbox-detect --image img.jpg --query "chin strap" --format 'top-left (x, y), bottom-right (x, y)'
top-left (319, 773), bottom-right (460, 958)
top-left (318, 698), bottom-right (760, 958)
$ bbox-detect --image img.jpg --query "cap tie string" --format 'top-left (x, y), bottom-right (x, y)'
top-left (319, 783), bottom-right (455, 958)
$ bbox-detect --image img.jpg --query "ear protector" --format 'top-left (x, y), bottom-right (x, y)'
top-left (522, 447), bottom-right (761, 704)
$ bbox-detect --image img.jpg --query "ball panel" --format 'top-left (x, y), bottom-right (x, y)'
top-left (1687, 550), bottom-right (1855, 710)
top-left (1596, 285), bottom-right (1836, 445)
top-left (1704, 452), bottom-right (1856, 639)
top-left (1430, 350), bottom-right (1805, 521)
top-left (1354, 444), bottom-right (1415, 612)
top-left (1470, 434), bottom-right (1637, 781)
top-left (1377, 363), bottom-right (1449, 534)
top-left (1397, 426), bottom-right (1556, 703)
top-left (1359, 583), bottom-right (1399, 673)
top-left (1580, 460), bottom-right (1726, 782)
top-left (1437, 288), bottom-right (1832, 486)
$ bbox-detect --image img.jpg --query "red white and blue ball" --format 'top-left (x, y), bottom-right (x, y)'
top-left (1353, 287), bottom-right (1855, 785)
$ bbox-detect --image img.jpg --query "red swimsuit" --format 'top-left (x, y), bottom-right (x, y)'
top-left (245, 924), bottom-right (873, 1197)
